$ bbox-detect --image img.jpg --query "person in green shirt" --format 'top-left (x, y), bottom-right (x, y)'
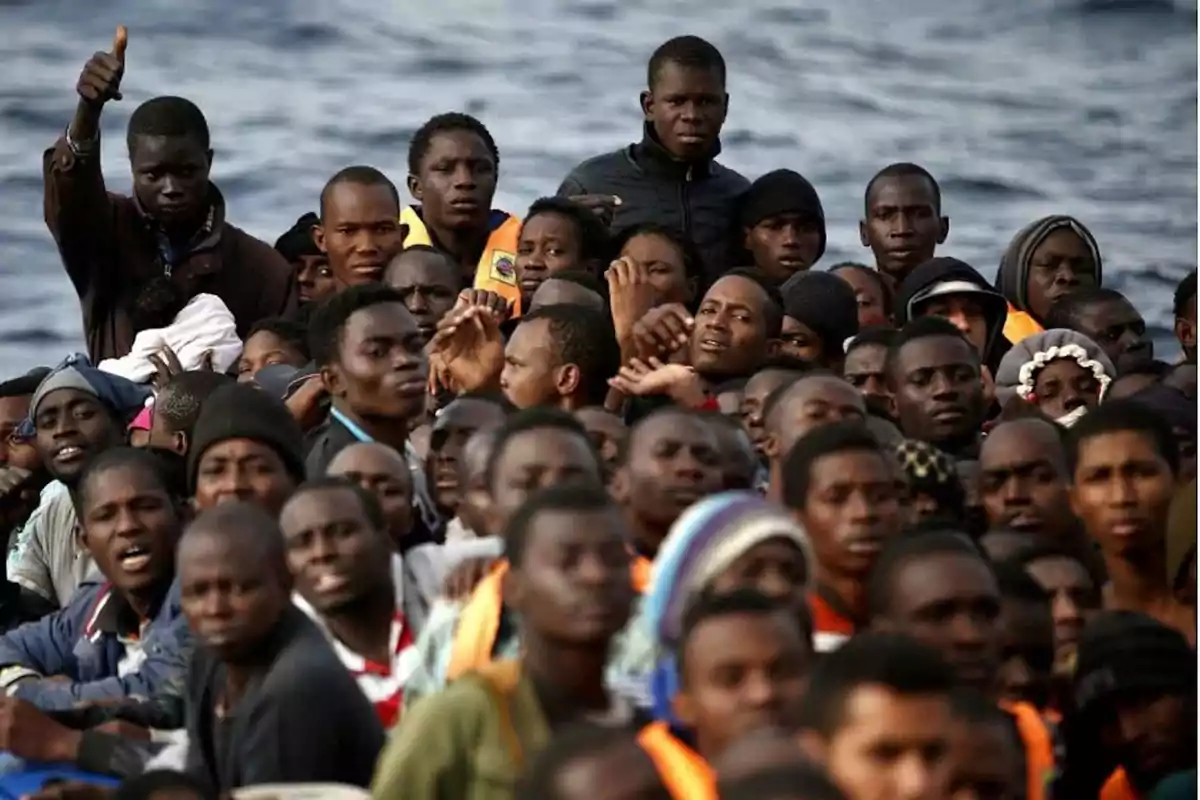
top-left (372, 484), bottom-right (637, 800)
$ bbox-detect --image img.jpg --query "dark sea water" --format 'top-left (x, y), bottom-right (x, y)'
top-left (0, 0), bottom-right (1195, 373)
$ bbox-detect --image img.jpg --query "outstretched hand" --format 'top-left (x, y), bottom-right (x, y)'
top-left (608, 357), bottom-right (707, 407)
top-left (427, 305), bottom-right (505, 395)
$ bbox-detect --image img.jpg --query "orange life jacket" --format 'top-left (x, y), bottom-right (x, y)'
top-left (1003, 303), bottom-right (1044, 345)
top-left (631, 556), bottom-right (652, 594)
top-left (637, 721), bottom-right (717, 800)
top-left (448, 558), bottom-right (652, 680)
top-left (1100, 768), bottom-right (1138, 800)
top-left (400, 206), bottom-right (523, 315)
top-left (1000, 700), bottom-right (1055, 800)
top-left (447, 561), bottom-right (510, 682)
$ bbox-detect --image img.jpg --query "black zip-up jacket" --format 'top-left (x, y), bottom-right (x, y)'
top-left (557, 124), bottom-right (749, 286)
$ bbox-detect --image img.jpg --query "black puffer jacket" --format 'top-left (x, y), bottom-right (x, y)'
top-left (557, 124), bottom-right (749, 285)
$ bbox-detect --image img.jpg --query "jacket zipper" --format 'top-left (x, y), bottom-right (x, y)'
top-left (680, 165), bottom-right (694, 240)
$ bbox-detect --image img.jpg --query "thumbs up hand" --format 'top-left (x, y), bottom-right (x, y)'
top-left (76, 25), bottom-right (127, 106)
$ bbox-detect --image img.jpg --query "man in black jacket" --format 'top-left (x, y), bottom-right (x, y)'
top-left (557, 36), bottom-right (748, 284)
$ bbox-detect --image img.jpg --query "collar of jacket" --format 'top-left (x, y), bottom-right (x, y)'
top-left (135, 183), bottom-right (227, 267)
top-left (633, 123), bottom-right (721, 181)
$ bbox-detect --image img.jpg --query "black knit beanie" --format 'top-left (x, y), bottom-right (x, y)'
top-left (736, 169), bottom-right (827, 262)
top-left (186, 383), bottom-right (307, 493)
top-left (273, 212), bottom-right (321, 263)
top-left (780, 270), bottom-right (860, 355)
top-left (1073, 611), bottom-right (1195, 718)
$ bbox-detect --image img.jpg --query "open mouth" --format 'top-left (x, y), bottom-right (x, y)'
top-left (54, 444), bottom-right (86, 464)
top-left (312, 572), bottom-right (349, 595)
top-left (697, 337), bottom-right (728, 353)
top-left (118, 543), bottom-right (154, 572)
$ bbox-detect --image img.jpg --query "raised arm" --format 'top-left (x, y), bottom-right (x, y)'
top-left (43, 26), bottom-right (128, 297)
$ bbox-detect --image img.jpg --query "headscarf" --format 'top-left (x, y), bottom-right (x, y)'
top-left (994, 329), bottom-right (1115, 422)
top-left (18, 353), bottom-right (153, 438)
top-left (995, 215), bottom-right (1102, 316)
top-left (620, 492), bottom-right (812, 720)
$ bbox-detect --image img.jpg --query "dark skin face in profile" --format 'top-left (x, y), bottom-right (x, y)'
top-left (641, 62), bottom-right (728, 161)
top-left (859, 175), bottom-right (949, 285)
top-left (129, 134), bottom-right (213, 236)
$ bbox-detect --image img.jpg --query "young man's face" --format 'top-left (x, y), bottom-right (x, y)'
top-left (280, 486), bottom-right (393, 615)
top-left (641, 62), bottom-right (728, 161)
top-left (488, 428), bottom-right (602, 535)
top-left (505, 506), bottom-right (633, 647)
top-left (889, 335), bottom-right (984, 448)
top-left (675, 610), bottom-right (812, 761)
top-left (501, 318), bottom-right (565, 410)
top-left (859, 175), bottom-right (947, 284)
top-left (796, 449), bottom-right (903, 581)
top-left (325, 302), bottom-right (429, 422)
top-left (315, 182), bottom-right (404, 287)
top-left (384, 250), bottom-right (461, 344)
top-left (33, 389), bottom-right (123, 486)
top-left (875, 552), bottom-right (1002, 692)
top-left (615, 411), bottom-right (723, 536)
top-left (193, 438), bottom-right (296, 516)
top-left (1024, 554), bottom-right (1100, 671)
top-left (1070, 431), bottom-right (1176, 558)
top-left (691, 276), bottom-right (774, 379)
top-left (813, 685), bottom-right (952, 800)
top-left (1071, 297), bottom-right (1153, 374)
top-left (978, 420), bottom-right (1075, 541)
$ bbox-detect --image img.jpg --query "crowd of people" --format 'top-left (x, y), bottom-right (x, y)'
top-left (0, 21), bottom-right (1192, 800)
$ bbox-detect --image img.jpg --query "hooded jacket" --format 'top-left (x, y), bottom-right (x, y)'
top-left (894, 257), bottom-right (1010, 365)
top-left (557, 124), bottom-right (749, 286)
top-left (995, 215), bottom-right (1103, 342)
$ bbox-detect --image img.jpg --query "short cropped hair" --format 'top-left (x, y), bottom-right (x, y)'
top-left (517, 305), bottom-right (620, 405)
top-left (246, 317), bottom-right (310, 361)
top-left (781, 422), bottom-right (884, 510)
top-left (1043, 287), bottom-right (1132, 331)
top-left (523, 197), bottom-right (612, 266)
top-left (886, 316), bottom-right (977, 381)
top-left (865, 531), bottom-right (988, 621)
top-left (503, 483), bottom-right (615, 567)
top-left (320, 165), bottom-right (400, 219)
top-left (715, 268), bottom-right (785, 338)
top-left (648, 35), bottom-right (727, 88)
top-left (798, 632), bottom-right (956, 739)
top-left (1066, 398), bottom-right (1179, 475)
top-left (408, 112), bottom-right (500, 175)
top-left (864, 162), bottom-right (941, 215)
top-left (484, 408), bottom-right (599, 492)
top-left (307, 284), bottom-right (408, 367)
top-left (286, 476), bottom-right (388, 533)
top-left (676, 589), bottom-right (810, 676)
top-left (127, 96), bottom-right (210, 152)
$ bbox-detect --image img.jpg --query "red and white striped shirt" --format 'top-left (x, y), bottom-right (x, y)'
top-left (294, 598), bottom-right (420, 728)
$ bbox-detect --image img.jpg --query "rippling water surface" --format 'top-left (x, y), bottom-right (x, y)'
top-left (0, 0), bottom-right (1195, 372)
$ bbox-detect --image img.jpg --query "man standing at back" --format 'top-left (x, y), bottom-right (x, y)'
top-left (44, 26), bottom-right (295, 361)
top-left (557, 36), bottom-right (748, 284)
